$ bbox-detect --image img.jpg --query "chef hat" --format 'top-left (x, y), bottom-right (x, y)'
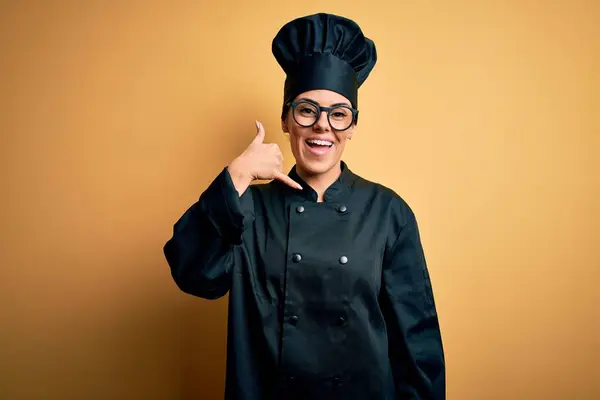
top-left (272, 13), bottom-right (377, 109)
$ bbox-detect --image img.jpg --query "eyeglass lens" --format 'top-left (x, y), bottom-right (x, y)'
top-left (293, 101), bottom-right (353, 131)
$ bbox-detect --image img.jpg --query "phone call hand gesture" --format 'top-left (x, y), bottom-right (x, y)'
top-left (227, 121), bottom-right (303, 195)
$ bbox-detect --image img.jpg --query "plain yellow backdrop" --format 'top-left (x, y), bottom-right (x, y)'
top-left (1, 1), bottom-right (598, 399)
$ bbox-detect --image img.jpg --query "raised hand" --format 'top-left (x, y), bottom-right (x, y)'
top-left (227, 121), bottom-right (303, 196)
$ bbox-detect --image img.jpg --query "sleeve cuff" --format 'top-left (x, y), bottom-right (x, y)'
top-left (199, 167), bottom-right (254, 244)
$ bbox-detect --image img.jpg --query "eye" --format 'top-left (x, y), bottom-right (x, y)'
top-left (299, 107), bottom-right (316, 115)
top-left (330, 108), bottom-right (349, 120)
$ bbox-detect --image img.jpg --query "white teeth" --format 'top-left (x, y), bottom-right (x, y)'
top-left (306, 139), bottom-right (333, 146)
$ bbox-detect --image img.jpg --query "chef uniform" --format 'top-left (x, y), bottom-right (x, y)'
top-left (163, 13), bottom-right (445, 400)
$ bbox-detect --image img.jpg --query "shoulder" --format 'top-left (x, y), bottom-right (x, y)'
top-left (351, 172), bottom-right (417, 227)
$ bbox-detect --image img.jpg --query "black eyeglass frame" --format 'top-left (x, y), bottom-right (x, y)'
top-left (287, 100), bottom-right (359, 131)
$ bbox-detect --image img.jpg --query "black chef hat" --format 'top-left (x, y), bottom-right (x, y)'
top-left (272, 13), bottom-right (377, 110)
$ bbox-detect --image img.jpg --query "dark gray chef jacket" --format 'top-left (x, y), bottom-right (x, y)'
top-left (163, 161), bottom-right (445, 400)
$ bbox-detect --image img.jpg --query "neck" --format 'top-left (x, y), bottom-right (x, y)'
top-left (296, 162), bottom-right (342, 202)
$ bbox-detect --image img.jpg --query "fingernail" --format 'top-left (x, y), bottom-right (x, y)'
top-left (255, 120), bottom-right (259, 130)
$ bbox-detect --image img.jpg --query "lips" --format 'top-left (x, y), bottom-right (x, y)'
top-left (304, 138), bottom-right (334, 156)
top-left (306, 138), bottom-right (333, 147)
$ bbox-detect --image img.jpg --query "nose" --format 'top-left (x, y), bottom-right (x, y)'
top-left (313, 109), bottom-right (330, 131)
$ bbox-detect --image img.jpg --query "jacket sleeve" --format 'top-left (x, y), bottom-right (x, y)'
top-left (163, 167), bottom-right (254, 300)
top-left (381, 209), bottom-right (446, 399)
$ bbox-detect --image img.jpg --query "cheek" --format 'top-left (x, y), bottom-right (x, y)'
top-left (335, 132), bottom-right (351, 149)
top-left (289, 127), bottom-right (308, 144)
top-left (288, 132), bottom-right (304, 154)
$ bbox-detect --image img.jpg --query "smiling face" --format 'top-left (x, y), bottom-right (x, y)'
top-left (282, 89), bottom-right (356, 177)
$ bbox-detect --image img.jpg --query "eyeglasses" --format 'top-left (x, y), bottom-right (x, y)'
top-left (288, 100), bottom-right (358, 131)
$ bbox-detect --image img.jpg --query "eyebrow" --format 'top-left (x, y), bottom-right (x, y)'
top-left (298, 97), bottom-right (352, 108)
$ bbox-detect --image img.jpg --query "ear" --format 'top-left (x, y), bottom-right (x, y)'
top-left (281, 119), bottom-right (289, 133)
top-left (347, 124), bottom-right (357, 140)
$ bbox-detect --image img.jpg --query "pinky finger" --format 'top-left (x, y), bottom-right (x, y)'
top-left (274, 171), bottom-right (303, 190)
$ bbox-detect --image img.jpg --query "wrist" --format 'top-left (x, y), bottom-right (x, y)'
top-left (227, 157), bottom-right (253, 194)
top-left (227, 157), bottom-right (252, 180)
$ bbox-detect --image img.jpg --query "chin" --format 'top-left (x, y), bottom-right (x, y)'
top-left (296, 157), bottom-right (338, 176)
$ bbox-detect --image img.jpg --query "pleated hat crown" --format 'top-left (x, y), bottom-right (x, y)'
top-left (272, 13), bottom-right (377, 108)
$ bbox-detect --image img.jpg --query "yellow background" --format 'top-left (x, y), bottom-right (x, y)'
top-left (1, 1), bottom-right (598, 399)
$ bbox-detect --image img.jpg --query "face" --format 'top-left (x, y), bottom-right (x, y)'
top-left (282, 89), bottom-right (356, 177)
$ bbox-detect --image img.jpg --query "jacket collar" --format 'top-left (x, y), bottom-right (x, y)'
top-left (286, 160), bottom-right (357, 202)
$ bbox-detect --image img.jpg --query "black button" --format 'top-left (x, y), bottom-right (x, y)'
top-left (292, 253), bottom-right (302, 263)
top-left (337, 316), bottom-right (346, 325)
top-left (289, 315), bottom-right (299, 325)
top-left (296, 205), bottom-right (305, 213)
top-left (337, 205), bottom-right (347, 213)
top-left (332, 376), bottom-right (343, 386)
top-left (339, 256), bottom-right (348, 264)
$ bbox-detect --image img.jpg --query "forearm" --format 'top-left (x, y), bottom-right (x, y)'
top-left (383, 210), bottom-right (446, 399)
top-left (163, 167), bottom-right (254, 299)
top-left (164, 202), bottom-right (235, 299)
top-left (388, 311), bottom-right (445, 399)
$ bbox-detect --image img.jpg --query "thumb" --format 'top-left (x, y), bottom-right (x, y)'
top-left (252, 120), bottom-right (265, 144)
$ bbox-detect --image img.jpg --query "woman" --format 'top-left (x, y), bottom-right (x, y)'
top-left (164, 13), bottom-right (445, 400)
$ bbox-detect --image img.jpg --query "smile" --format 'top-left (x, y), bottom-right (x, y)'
top-left (305, 138), bottom-right (334, 156)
